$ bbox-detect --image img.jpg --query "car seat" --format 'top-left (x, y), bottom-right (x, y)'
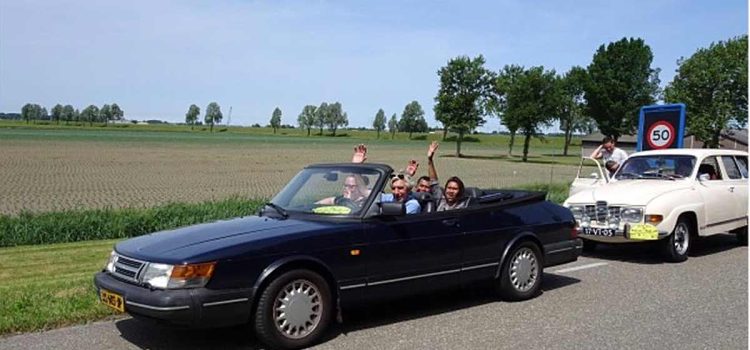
top-left (413, 191), bottom-right (435, 213)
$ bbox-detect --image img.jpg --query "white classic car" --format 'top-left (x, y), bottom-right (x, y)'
top-left (564, 149), bottom-right (748, 262)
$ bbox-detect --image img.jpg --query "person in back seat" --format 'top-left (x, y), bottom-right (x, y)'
top-left (422, 141), bottom-right (469, 211)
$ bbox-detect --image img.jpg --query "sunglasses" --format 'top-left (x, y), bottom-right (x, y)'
top-left (390, 173), bottom-right (408, 180)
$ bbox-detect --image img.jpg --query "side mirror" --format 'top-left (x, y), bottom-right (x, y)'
top-left (589, 172), bottom-right (600, 179)
top-left (698, 173), bottom-right (710, 182)
top-left (379, 202), bottom-right (405, 216)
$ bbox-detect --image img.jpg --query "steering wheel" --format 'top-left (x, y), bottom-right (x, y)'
top-left (334, 196), bottom-right (359, 210)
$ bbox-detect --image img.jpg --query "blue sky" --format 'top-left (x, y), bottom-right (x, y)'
top-left (0, 0), bottom-right (746, 131)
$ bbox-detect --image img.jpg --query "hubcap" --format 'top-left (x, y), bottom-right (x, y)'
top-left (510, 247), bottom-right (538, 292)
top-left (273, 279), bottom-right (322, 339)
top-left (674, 223), bottom-right (689, 255)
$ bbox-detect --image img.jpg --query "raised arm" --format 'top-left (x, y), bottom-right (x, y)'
top-left (589, 144), bottom-right (603, 159)
top-left (352, 144), bottom-right (367, 164)
top-left (427, 141), bottom-right (439, 181)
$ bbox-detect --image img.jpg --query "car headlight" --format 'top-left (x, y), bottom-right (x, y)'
top-left (621, 207), bottom-right (643, 223)
top-left (105, 251), bottom-right (118, 273)
top-left (141, 262), bottom-right (216, 289)
top-left (569, 205), bottom-right (584, 219)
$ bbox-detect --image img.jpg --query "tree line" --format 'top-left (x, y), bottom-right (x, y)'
top-left (428, 35), bottom-right (747, 161)
top-left (17, 103), bottom-right (124, 126)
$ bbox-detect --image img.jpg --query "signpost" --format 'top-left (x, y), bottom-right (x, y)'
top-left (637, 104), bottom-right (686, 151)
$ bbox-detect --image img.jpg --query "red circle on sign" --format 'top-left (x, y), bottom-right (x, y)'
top-left (646, 121), bottom-right (676, 149)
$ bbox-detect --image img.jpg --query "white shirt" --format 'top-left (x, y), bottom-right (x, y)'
top-left (601, 147), bottom-right (628, 164)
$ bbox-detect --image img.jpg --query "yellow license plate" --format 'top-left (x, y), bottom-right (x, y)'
top-left (100, 289), bottom-right (124, 313)
top-left (629, 224), bottom-right (659, 240)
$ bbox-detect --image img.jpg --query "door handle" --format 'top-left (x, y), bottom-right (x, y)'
top-left (442, 219), bottom-right (460, 227)
top-left (729, 186), bottom-right (735, 193)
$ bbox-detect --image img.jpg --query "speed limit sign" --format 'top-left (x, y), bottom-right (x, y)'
top-left (646, 121), bottom-right (675, 149)
top-left (637, 104), bottom-right (686, 151)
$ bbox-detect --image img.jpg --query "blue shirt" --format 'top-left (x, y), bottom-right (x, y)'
top-left (380, 193), bottom-right (421, 214)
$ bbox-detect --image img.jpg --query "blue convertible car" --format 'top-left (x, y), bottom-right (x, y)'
top-left (94, 163), bottom-right (582, 349)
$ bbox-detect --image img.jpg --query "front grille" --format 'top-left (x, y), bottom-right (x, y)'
top-left (583, 202), bottom-right (621, 224)
top-left (112, 254), bottom-right (146, 283)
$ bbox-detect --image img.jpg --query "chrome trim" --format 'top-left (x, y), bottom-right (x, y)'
top-left (111, 254), bottom-right (148, 283)
top-left (126, 300), bottom-right (190, 311)
top-left (340, 283), bottom-right (367, 290)
top-left (547, 247), bottom-right (574, 255)
top-left (705, 216), bottom-right (748, 228)
top-left (368, 268), bottom-right (461, 286)
top-left (461, 262), bottom-right (499, 271)
top-left (202, 298), bottom-right (249, 307)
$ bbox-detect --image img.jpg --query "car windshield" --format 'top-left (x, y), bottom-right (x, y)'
top-left (615, 155), bottom-right (696, 180)
top-left (269, 167), bottom-right (381, 216)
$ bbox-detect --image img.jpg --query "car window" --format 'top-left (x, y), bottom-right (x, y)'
top-left (735, 156), bottom-right (748, 178)
top-left (615, 155), bottom-right (695, 180)
top-left (698, 157), bottom-right (722, 181)
top-left (721, 156), bottom-right (743, 180)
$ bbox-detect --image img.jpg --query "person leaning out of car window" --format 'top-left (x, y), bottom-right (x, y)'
top-left (591, 136), bottom-right (628, 165)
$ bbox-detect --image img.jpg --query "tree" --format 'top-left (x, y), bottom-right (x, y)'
top-left (185, 104), bottom-right (200, 130)
top-left (325, 102), bottom-right (348, 136)
top-left (100, 104), bottom-right (112, 126)
top-left (297, 105), bottom-right (317, 136)
top-left (388, 113), bottom-right (399, 139)
top-left (110, 103), bottom-right (124, 122)
top-left (585, 37), bottom-right (660, 140)
top-left (270, 107), bottom-right (282, 134)
top-left (373, 109), bottom-right (387, 139)
top-left (204, 102), bottom-right (222, 132)
top-left (496, 66), bottom-right (561, 162)
top-left (494, 65), bottom-right (525, 156)
top-left (558, 66), bottom-right (593, 156)
top-left (315, 102), bottom-right (328, 135)
top-left (434, 55), bottom-right (496, 157)
top-left (51, 104), bottom-right (63, 124)
top-left (664, 35), bottom-right (748, 148)
top-left (80, 105), bottom-right (100, 126)
top-left (398, 101), bottom-right (427, 139)
top-left (62, 105), bottom-right (75, 124)
top-left (21, 103), bottom-right (34, 124)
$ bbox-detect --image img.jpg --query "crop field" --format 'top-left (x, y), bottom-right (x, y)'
top-left (0, 126), bottom-right (581, 215)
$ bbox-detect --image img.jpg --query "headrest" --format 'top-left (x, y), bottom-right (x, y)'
top-left (413, 191), bottom-right (434, 202)
top-left (463, 187), bottom-right (482, 198)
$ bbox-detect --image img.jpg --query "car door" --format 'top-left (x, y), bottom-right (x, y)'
top-left (719, 155), bottom-right (749, 226)
top-left (358, 210), bottom-right (464, 295)
top-left (696, 156), bottom-right (736, 230)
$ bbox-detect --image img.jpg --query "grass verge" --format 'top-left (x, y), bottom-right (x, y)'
top-left (0, 197), bottom-right (266, 247)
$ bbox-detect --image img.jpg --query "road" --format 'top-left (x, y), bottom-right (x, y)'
top-left (1, 234), bottom-right (746, 350)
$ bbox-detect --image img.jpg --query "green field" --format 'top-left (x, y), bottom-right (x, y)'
top-left (0, 122), bottom-right (582, 215)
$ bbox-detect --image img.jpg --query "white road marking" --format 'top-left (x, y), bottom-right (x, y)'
top-left (551, 262), bottom-right (609, 274)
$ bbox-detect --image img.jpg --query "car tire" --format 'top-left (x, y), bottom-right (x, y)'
top-left (662, 218), bottom-right (692, 263)
top-left (498, 241), bottom-right (543, 301)
top-left (735, 226), bottom-right (748, 246)
top-left (254, 269), bottom-right (332, 350)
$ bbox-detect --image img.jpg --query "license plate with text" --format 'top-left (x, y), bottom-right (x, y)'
top-left (100, 289), bottom-right (124, 313)
top-left (582, 227), bottom-right (615, 237)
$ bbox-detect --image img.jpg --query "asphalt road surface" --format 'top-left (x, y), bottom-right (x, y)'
top-left (2, 234), bottom-right (747, 350)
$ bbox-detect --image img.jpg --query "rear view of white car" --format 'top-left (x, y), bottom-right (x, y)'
top-left (564, 149), bottom-right (748, 262)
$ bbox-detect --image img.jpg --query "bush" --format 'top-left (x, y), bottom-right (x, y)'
top-left (516, 182), bottom-right (570, 204)
top-left (445, 135), bottom-right (480, 143)
top-left (0, 197), bottom-right (265, 247)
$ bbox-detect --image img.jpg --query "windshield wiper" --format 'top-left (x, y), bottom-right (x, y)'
top-left (263, 202), bottom-right (289, 219)
top-left (641, 172), bottom-right (675, 181)
top-left (617, 172), bottom-right (642, 179)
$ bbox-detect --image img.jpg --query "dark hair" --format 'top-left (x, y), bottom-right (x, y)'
top-left (417, 176), bottom-right (430, 184)
top-left (444, 176), bottom-right (465, 198)
top-left (602, 136), bottom-right (614, 144)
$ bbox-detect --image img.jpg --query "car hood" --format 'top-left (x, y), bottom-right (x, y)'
top-left (114, 215), bottom-right (338, 263)
top-left (566, 179), bottom-right (692, 206)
